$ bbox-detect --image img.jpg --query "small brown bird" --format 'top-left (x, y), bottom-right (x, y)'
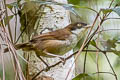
top-left (4, 22), bottom-right (90, 58)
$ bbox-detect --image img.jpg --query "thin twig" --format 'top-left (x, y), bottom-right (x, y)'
top-left (96, 29), bottom-right (120, 34)
top-left (109, 0), bottom-right (114, 8)
top-left (32, 69), bottom-right (45, 80)
top-left (82, 49), bottom-right (120, 53)
top-left (104, 18), bottom-right (120, 21)
top-left (106, 0), bottom-right (115, 18)
top-left (93, 72), bottom-right (115, 76)
top-left (96, 25), bottom-right (101, 80)
top-left (14, 7), bottom-right (17, 42)
top-left (3, 0), bottom-right (13, 43)
top-left (104, 54), bottom-right (118, 80)
top-left (0, 40), bottom-right (5, 80)
top-left (83, 46), bottom-right (88, 80)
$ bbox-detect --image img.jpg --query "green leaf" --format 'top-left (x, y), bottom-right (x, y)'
top-left (90, 40), bottom-right (96, 47)
top-left (21, 1), bottom-right (39, 15)
top-left (114, 0), bottom-right (120, 6)
top-left (7, 4), bottom-right (13, 10)
top-left (68, 0), bottom-right (80, 5)
top-left (61, 4), bottom-right (97, 16)
top-left (101, 39), bottom-right (117, 50)
top-left (74, 5), bottom-right (98, 13)
top-left (101, 8), bottom-right (112, 14)
top-left (107, 39), bottom-right (117, 49)
top-left (4, 15), bottom-right (14, 26)
top-left (101, 7), bottom-right (120, 16)
top-left (113, 7), bottom-right (120, 16)
top-left (7, 2), bottom-right (18, 10)
top-left (19, 1), bottom-right (40, 36)
top-left (74, 37), bottom-right (85, 52)
top-left (112, 50), bottom-right (120, 57)
top-left (72, 73), bottom-right (93, 80)
top-left (73, 28), bottom-right (88, 52)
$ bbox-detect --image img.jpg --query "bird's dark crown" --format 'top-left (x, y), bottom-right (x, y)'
top-left (66, 22), bottom-right (87, 31)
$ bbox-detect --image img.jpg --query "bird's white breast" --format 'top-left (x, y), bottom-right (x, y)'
top-left (67, 34), bottom-right (78, 47)
top-left (61, 34), bottom-right (78, 54)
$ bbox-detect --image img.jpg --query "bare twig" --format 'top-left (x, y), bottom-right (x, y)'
top-left (14, 7), bottom-right (17, 42)
top-left (83, 46), bottom-right (88, 80)
top-left (0, 40), bottom-right (5, 80)
top-left (104, 18), bottom-right (120, 21)
top-left (106, 0), bottom-right (115, 18)
top-left (3, 0), bottom-right (13, 43)
top-left (96, 29), bottom-right (120, 34)
top-left (83, 49), bottom-right (120, 53)
top-left (96, 31), bottom-right (100, 80)
top-left (93, 72), bottom-right (115, 76)
top-left (109, 0), bottom-right (114, 8)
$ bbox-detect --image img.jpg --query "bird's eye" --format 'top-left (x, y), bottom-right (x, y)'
top-left (77, 23), bottom-right (81, 27)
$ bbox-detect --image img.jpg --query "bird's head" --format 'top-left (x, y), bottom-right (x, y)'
top-left (66, 22), bottom-right (91, 35)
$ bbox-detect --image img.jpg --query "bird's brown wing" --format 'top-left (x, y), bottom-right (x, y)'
top-left (30, 29), bottom-right (71, 43)
top-left (28, 29), bottom-right (72, 55)
top-left (4, 29), bottom-right (72, 54)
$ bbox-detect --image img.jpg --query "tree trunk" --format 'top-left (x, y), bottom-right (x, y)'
top-left (22, 0), bottom-right (75, 80)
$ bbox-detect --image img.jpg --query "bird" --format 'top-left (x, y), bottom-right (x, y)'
top-left (4, 22), bottom-right (90, 56)
top-left (4, 22), bottom-right (90, 65)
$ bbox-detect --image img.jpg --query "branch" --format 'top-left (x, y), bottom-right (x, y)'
top-left (3, 0), bottom-right (13, 43)
top-left (93, 72), bottom-right (115, 76)
top-left (82, 49), bottom-right (120, 53)
top-left (105, 18), bottom-right (120, 21)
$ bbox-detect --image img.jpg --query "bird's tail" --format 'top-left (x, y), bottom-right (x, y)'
top-left (4, 42), bottom-right (32, 53)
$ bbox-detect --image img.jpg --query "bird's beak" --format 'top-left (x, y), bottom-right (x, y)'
top-left (84, 25), bottom-right (91, 28)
